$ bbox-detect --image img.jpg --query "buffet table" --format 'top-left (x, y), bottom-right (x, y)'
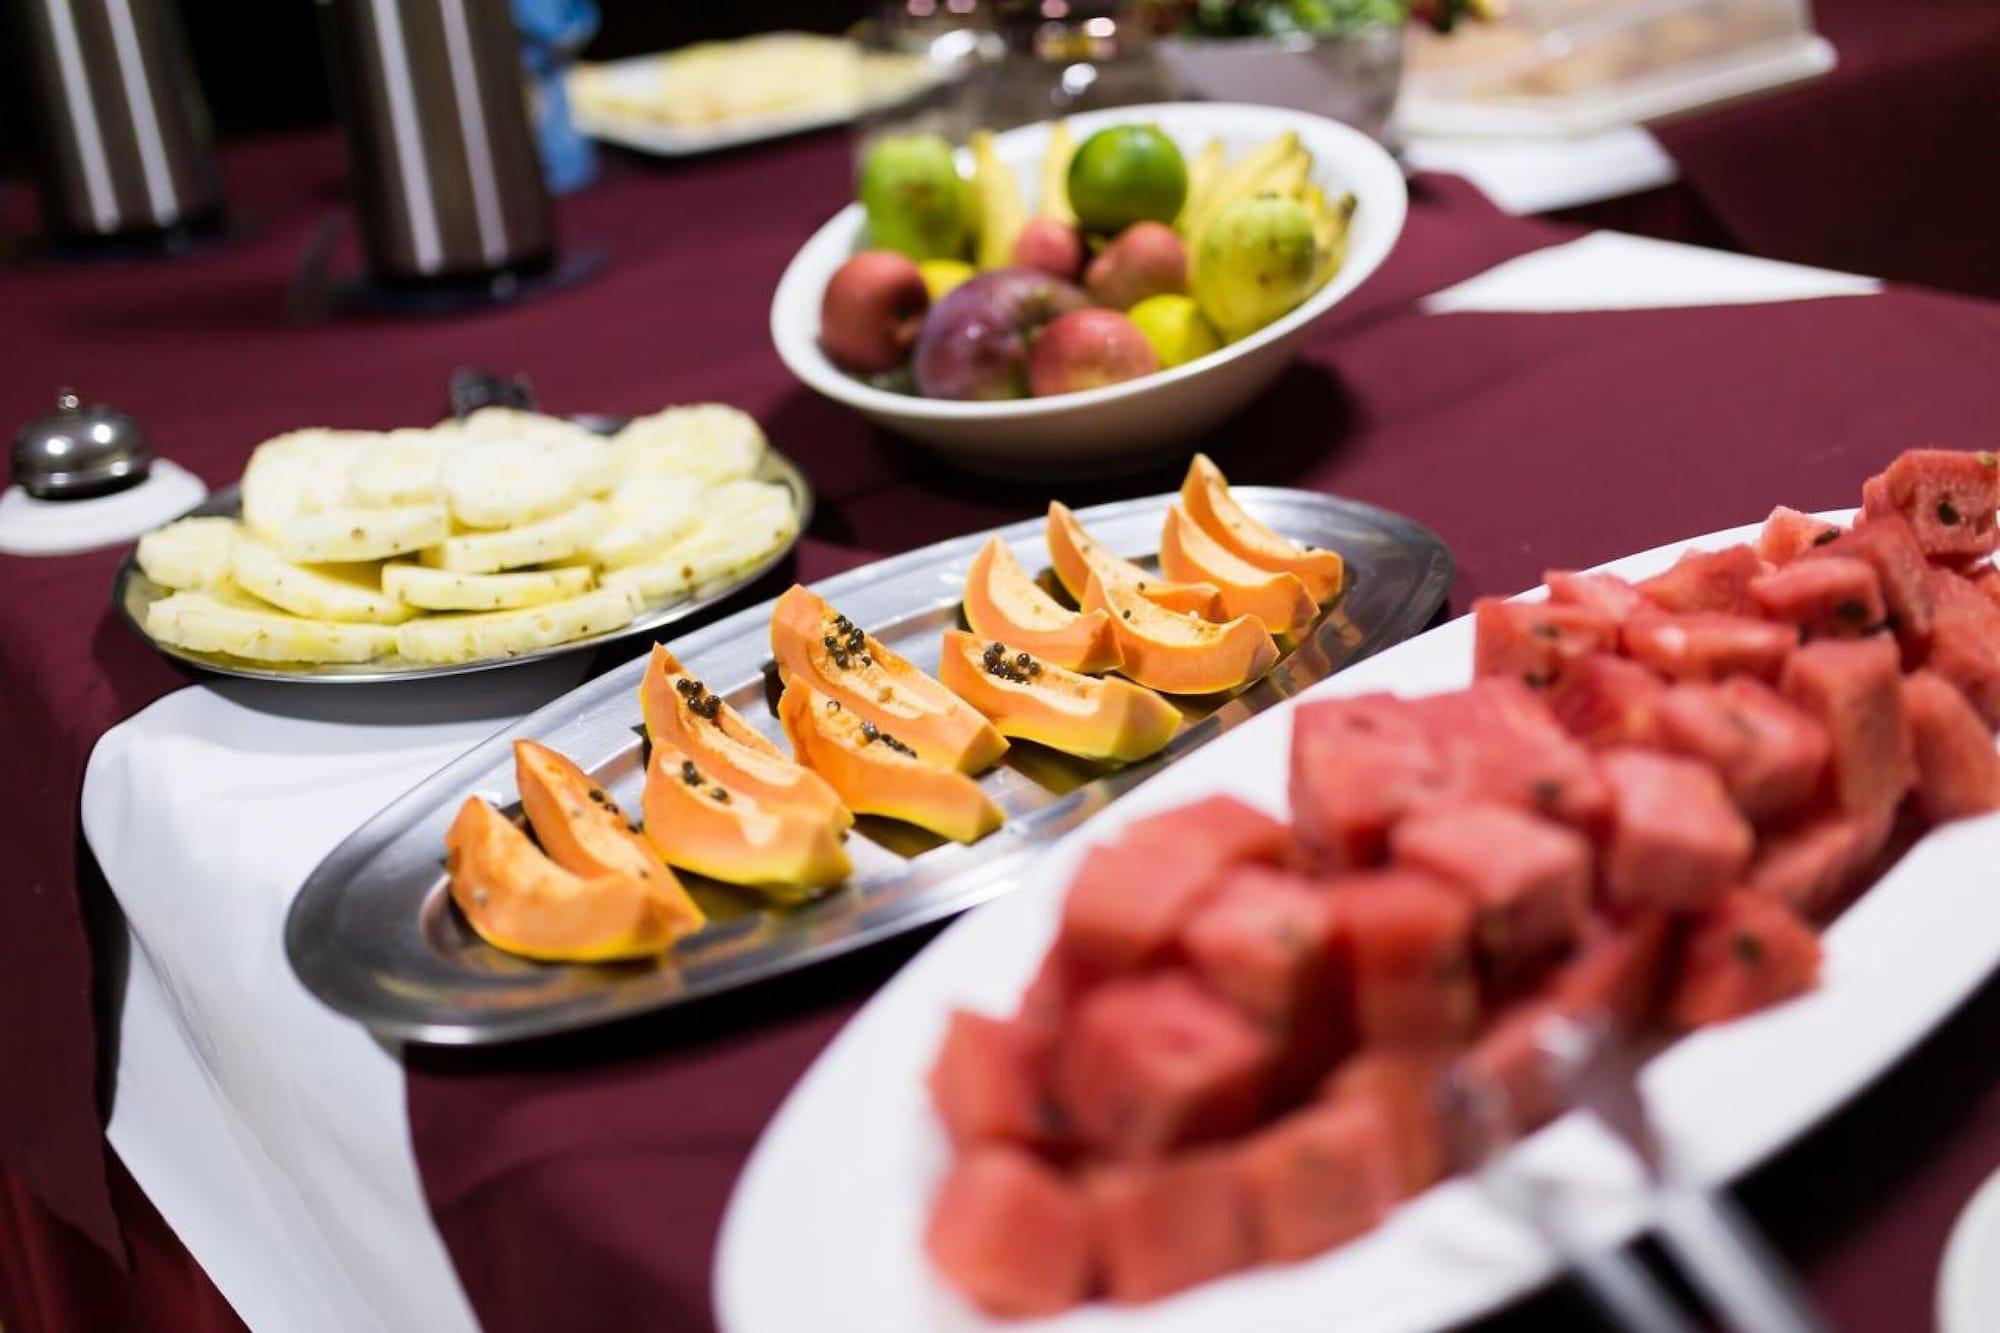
top-left (4, 122), bottom-right (1998, 1333)
top-left (1408, 0), bottom-right (2000, 297)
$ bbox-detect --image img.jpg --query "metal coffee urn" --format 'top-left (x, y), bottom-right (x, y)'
top-left (12, 0), bottom-right (225, 247)
top-left (318, 0), bottom-right (557, 291)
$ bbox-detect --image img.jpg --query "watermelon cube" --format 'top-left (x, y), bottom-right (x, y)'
top-left (1548, 653), bottom-right (1667, 748)
top-left (1811, 516), bottom-right (1933, 656)
top-left (1237, 1100), bottom-right (1401, 1263)
top-left (1320, 1049), bottom-right (1453, 1195)
top-left (1456, 1000), bottom-right (1565, 1139)
top-left (1122, 795), bottom-right (1292, 870)
top-left (1667, 892), bottom-right (1823, 1030)
top-left (1746, 804), bottom-right (1896, 920)
top-left (1637, 544), bottom-right (1765, 616)
top-left (1976, 565), bottom-right (2000, 610)
top-left (1859, 448), bottom-right (2000, 560)
top-left (1059, 842), bottom-right (1220, 978)
top-left (1622, 611), bottom-right (1797, 682)
top-left (1925, 566), bottom-right (2000, 726)
top-left (1181, 866), bottom-right (1344, 1033)
top-left (1780, 635), bottom-right (1915, 814)
top-left (930, 1010), bottom-right (1049, 1149)
top-left (1333, 870), bottom-right (1480, 1047)
top-left (1087, 1151), bottom-right (1255, 1303)
top-left (1016, 949), bottom-right (1080, 1044)
top-left (1406, 679), bottom-right (1610, 828)
top-left (1902, 669), bottom-right (2000, 823)
top-left (926, 1146), bottom-right (1093, 1318)
top-left (1598, 747), bottom-right (1754, 911)
top-left (1549, 910), bottom-right (1676, 1035)
top-left (1474, 598), bottom-right (1617, 690)
top-left (1291, 693), bottom-right (1451, 868)
top-left (1750, 557), bottom-right (1885, 639)
top-left (1052, 972), bottom-right (1274, 1158)
top-left (1546, 569), bottom-right (1650, 623)
top-left (1757, 506), bottom-right (1841, 565)
top-left (1389, 802), bottom-right (1590, 976)
top-left (1653, 677), bottom-right (1831, 825)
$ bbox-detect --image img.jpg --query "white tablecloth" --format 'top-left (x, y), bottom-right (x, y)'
top-left (77, 234), bottom-right (1878, 1332)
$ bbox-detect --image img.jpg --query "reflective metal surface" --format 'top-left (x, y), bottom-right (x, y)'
top-left (286, 488), bottom-right (1452, 1044)
top-left (13, 389), bottom-right (154, 499)
top-left (111, 420), bottom-right (813, 684)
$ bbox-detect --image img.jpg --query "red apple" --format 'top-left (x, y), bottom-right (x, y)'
top-left (1013, 217), bottom-right (1085, 281)
top-left (1083, 221), bottom-right (1188, 310)
top-left (1027, 309), bottom-right (1160, 397)
top-left (821, 250), bottom-right (931, 374)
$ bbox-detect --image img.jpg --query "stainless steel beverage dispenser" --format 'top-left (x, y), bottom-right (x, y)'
top-left (12, 0), bottom-right (225, 245)
top-left (317, 0), bottom-right (556, 288)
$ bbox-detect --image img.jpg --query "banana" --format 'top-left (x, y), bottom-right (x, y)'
top-left (1259, 148), bottom-right (1313, 204)
top-left (383, 562), bottom-right (595, 612)
top-left (395, 586), bottom-right (643, 665)
top-left (1306, 189), bottom-right (1357, 293)
top-left (1175, 137), bottom-right (1225, 232)
top-left (609, 404), bottom-right (766, 485)
top-left (1181, 131), bottom-right (1300, 251)
top-left (230, 535), bottom-right (415, 624)
top-left (1038, 119), bottom-right (1076, 223)
top-left (970, 129), bottom-right (1026, 271)
top-left (423, 500), bottom-right (604, 574)
top-left (136, 516), bottom-right (238, 590)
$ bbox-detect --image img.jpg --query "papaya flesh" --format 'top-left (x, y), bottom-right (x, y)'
top-left (1158, 504), bottom-right (1317, 640)
top-left (962, 536), bottom-right (1124, 674)
top-left (445, 796), bottom-right (698, 962)
top-left (770, 584), bottom-right (1007, 774)
top-left (1084, 573), bottom-right (1280, 696)
top-left (779, 683), bottom-right (1004, 844)
top-left (1180, 454), bottom-right (1344, 603)
top-left (1046, 501), bottom-right (1219, 617)
top-left (937, 629), bottom-right (1181, 763)
top-left (638, 644), bottom-right (852, 829)
top-left (642, 738), bottom-right (851, 897)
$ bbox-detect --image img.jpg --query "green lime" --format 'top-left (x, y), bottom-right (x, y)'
top-left (858, 134), bottom-right (970, 261)
top-left (1127, 294), bottom-right (1222, 369)
top-left (1067, 125), bottom-right (1187, 235)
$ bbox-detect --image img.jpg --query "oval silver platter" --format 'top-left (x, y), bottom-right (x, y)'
top-left (286, 487), bottom-right (1451, 1044)
top-left (111, 416), bottom-right (814, 685)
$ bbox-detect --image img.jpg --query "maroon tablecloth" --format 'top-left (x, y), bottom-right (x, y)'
top-left (408, 279), bottom-right (2000, 1333)
top-left (1564, 0), bottom-right (2000, 298)
top-left (0, 123), bottom-right (1558, 1326)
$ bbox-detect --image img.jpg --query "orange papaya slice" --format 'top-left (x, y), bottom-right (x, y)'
top-left (1084, 573), bottom-right (1279, 695)
top-left (936, 630), bottom-right (1181, 763)
top-left (641, 738), bottom-right (851, 897)
top-left (1180, 454), bottom-right (1344, 603)
top-left (778, 683), bottom-right (1003, 844)
top-left (1046, 501), bottom-right (1218, 617)
top-left (962, 536), bottom-right (1123, 674)
top-left (1158, 505), bottom-right (1318, 639)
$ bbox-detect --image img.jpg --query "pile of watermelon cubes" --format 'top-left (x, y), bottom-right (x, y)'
top-left (923, 448), bottom-right (2000, 1318)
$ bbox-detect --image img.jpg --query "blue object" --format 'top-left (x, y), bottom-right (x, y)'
top-left (514, 0), bottom-right (599, 194)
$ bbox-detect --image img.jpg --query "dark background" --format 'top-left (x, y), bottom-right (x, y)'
top-left (0, 0), bottom-right (868, 176)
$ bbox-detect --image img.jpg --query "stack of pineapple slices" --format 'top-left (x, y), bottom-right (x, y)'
top-left (135, 405), bottom-right (799, 668)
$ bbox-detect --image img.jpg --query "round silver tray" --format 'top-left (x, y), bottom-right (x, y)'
top-left (110, 415), bottom-right (814, 685)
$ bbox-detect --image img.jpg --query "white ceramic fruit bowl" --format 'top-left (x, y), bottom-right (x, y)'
top-left (770, 102), bottom-right (1408, 478)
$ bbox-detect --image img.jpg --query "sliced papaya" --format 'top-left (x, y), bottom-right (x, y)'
top-left (641, 738), bottom-right (851, 897)
top-left (1180, 454), bottom-right (1344, 603)
top-left (936, 630), bottom-right (1181, 763)
top-left (638, 644), bottom-right (851, 829)
top-left (1158, 504), bottom-right (1318, 639)
top-left (770, 584), bottom-right (1008, 775)
top-left (1046, 501), bottom-right (1218, 617)
top-left (1084, 573), bottom-right (1279, 695)
top-left (962, 536), bottom-right (1123, 674)
top-left (778, 683), bottom-right (1003, 844)
top-left (444, 796), bottom-right (698, 962)
top-left (514, 740), bottom-right (703, 927)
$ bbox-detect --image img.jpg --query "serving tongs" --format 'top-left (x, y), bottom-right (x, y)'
top-left (1447, 1014), bottom-right (1830, 1333)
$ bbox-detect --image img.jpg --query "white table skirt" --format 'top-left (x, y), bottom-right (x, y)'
top-left (77, 234), bottom-right (1878, 1331)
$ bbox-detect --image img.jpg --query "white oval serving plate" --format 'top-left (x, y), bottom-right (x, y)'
top-left (716, 509), bottom-right (2000, 1333)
